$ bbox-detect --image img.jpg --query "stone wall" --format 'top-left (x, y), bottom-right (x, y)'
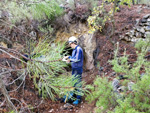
top-left (120, 14), bottom-right (150, 43)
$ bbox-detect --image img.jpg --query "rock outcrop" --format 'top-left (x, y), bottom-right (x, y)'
top-left (120, 14), bottom-right (150, 43)
top-left (78, 33), bottom-right (97, 70)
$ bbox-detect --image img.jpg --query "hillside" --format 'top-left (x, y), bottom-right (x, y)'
top-left (0, 1), bottom-right (150, 113)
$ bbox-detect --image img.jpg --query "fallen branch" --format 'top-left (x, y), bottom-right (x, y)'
top-left (0, 46), bottom-right (63, 64)
top-left (0, 48), bottom-right (27, 64)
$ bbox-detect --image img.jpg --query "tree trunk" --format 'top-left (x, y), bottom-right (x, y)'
top-left (110, 0), bottom-right (117, 38)
top-left (74, 0), bottom-right (77, 8)
top-left (0, 77), bottom-right (17, 112)
top-left (132, 0), bottom-right (135, 5)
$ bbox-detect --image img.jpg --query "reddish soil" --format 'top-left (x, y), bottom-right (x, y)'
top-left (95, 4), bottom-right (150, 76)
top-left (0, 4), bottom-right (150, 113)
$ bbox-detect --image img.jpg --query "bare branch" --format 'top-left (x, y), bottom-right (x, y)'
top-left (0, 99), bottom-right (6, 108)
top-left (8, 74), bottom-right (26, 93)
top-left (6, 70), bottom-right (26, 86)
top-left (0, 48), bottom-right (27, 64)
top-left (0, 46), bottom-right (62, 64)
top-left (0, 69), bottom-right (25, 77)
top-left (0, 64), bottom-right (12, 69)
top-left (20, 98), bottom-right (32, 113)
top-left (0, 77), bottom-right (17, 112)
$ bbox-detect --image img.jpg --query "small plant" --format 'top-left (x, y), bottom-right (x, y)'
top-left (87, 3), bottom-right (113, 33)
top-left (87, 0), bottom-right (133, 34)
top-left (86, 77), bottom-right (117, 113)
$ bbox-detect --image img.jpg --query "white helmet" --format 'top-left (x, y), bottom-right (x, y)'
top-left (68, 36), bottom-right (77, 44)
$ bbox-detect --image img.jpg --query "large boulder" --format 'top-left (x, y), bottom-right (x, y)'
top-left (78, 33), bottom-right (97, 70)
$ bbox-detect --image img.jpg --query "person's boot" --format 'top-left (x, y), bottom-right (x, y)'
top-left (73, 99), bottom-right (80, 105)
top-left (63, 92), bottom-right (74, 103)
top-left (73, 95), bottom-right (81, 105)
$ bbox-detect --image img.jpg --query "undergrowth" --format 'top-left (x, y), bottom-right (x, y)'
top-left (86, 35), bottom-right (150, 113)
top-left (0, 0), bottom-right (64, 23)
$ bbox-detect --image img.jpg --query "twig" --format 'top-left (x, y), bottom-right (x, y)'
top-left (20, 98), bottom-right (31, 113)
top-left (0, 99), bottom-right (6, 107)
top-left (6, 60), bottom-right (11, 67)
top-left (0, 64), bottom-right (13, 69)
top-left (0, 46), bottom-right (63, 63)
top-left (8, 74), bottom-right (26, 93)
top-left (10, 98), bottom-right (23, 108)
top-left (0, 69), bottom-right (25, 75)
top-left (0, 48), bottom-right (27, 64)
top-left (0, 69), bottom-right (26, 94)
top-left (0, 78), bottom-right (17, 112)
top-left (0, 71), bottom-right (12, 77)
top-left (6, 70), bottom-right (26, 86)
top-left (0, 69), bottom-right (24, 77)
top-left (0, 35), bottom-right (12, 44)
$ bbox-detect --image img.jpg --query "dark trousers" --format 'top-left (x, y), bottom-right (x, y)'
top-left (72, 68), bottom-right (82, 100)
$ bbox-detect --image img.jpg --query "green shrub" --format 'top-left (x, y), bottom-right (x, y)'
top-left (86, 36), bottom-right (150, 112)
top-left (31, 0), bottom-right (64, 20)
top-left (86, 77), bottom-right (117, 113)
top-left (1, 0), bottom-right (64, 23)
top-left (109, 36), bottom-right (150, 112)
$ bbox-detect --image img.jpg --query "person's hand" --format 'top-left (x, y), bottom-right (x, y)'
top-left (62, 56), bottom-right (69, 61)
top-left (64, 56), bottom-right (69, 60)
top-left (66, 59), bottom-right (70, 63)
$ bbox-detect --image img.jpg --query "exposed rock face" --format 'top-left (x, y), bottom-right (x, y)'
top-left (120, 14), bottom-right (150, 43)
top-left (55, 19), bottom-right (97, 70)
top-left (78, 33), bottom-right (97, 70)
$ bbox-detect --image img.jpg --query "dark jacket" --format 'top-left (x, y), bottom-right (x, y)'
top-left (68, 45), bottom-right (84, 71)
